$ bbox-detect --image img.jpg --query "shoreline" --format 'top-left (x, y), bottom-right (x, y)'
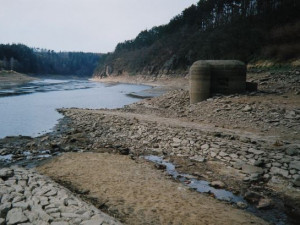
top-left (91, 74), bottom-right (190, 99)
top-left (90, 73), bottom-right (190, 89)
top-left (0, 70), bottom-right (36, 89)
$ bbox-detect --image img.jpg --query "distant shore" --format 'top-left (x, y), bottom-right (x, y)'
top-left (0, 70), bottom-right (36, 89)
top-left (91, 73), bottom-right (190, 99)
top-left (91, 73), bottom-right (189, 88)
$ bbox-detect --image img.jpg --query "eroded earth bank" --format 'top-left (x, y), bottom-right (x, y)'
top-left (1, 70), bottom-right (299, 225)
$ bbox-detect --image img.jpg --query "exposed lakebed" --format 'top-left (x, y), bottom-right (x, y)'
top-left (0, 78), bottom-right (150, 138)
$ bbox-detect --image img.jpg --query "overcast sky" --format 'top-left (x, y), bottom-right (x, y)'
top-left (0, 0), bottom-right (198, 53)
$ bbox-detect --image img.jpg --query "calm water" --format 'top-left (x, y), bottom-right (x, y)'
top-left (0, 79), bottom-right (149, 138)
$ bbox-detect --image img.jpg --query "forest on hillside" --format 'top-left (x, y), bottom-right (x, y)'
top-left (0, 44), bottom-right (101, 76)
top-left (95, 0), bottom-right (300, 77)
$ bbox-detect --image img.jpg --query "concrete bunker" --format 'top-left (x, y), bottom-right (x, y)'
top-left (189, 60), bottom-right (247, 104)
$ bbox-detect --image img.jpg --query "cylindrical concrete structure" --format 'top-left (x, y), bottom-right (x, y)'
top-left (189, 61), bottom-right (211, 104)
top-left (189, 60), bottom-right (246, 104)
top-left (206, 60), bottom-right (246, 94)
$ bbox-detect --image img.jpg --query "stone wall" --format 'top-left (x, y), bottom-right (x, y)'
top-left (0, 167), bottom-right (122, 225)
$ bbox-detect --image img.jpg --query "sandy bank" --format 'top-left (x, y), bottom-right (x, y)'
top-left (0, 70), bottom-right (36, 89)
top-left (91, 74), bottom-right (189, 89)
top-left (38, 152), bottom-right (268, 225)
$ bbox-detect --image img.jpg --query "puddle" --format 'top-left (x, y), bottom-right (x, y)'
top-left (144, 155), bottom-right (245, 203)
top-left (144, 155), bottom-right (292, 225)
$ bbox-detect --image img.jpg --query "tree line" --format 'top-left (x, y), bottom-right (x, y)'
top-left (0, 44), bottom-right (101, 76)
top-left (95, 0), bottom-right (300, 77)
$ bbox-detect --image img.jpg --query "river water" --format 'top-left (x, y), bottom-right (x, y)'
top-left (0, 78), bottom-right (149, 138)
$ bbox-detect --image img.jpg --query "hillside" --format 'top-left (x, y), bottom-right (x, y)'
top-left (0, 44), bottom-right (101, 76)
top-left (94, 0), bottom-right (300, 78)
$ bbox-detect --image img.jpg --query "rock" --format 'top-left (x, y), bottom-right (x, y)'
top-left (51, 222), bottom-right (69, 225)
top-left (200, 144), bottom-right (209, 150)
top-left (49, 212), bottom-right (61, 218)
top-left (12, 195), bottom-right (25, 203)
top-left (45, 189), bottom-right (58, 197)
top-left (34, 207), bottom-right (52, 222)
top-left (0, 202), bottom-right (12, 217)
top-left (231, 160), bottom-right (245, 170)
top-left (0, 168), bottom-right (14, 179)
top-left (211, 181), bottom-right (225, 189)
top-left (242, 105), bottom-right (252, 112)
top-left (285, 144), bottom-right (299, 156)
top-left (248, 173), bottom-right (261, 181)
top-left (242, 164), bottom-right (264, 175)
top-left (219, 151), bottom-right (228, 157)
top-left (272, 162), bottom-right (282, 167)
top-left (290, 161), bottom-right (300, 171)
top-left (155, 164), bottom-right (166, 170)
top-left (270, 167), bottom-right (289, 178)
top-left (190, 156), bottom-right (206, 162)
top-left (61, 212), bottom-right (81, 218)
top-left (244, 191), bottom-right (262, 204)
top-left (236, 201), bottom-right (248, 209)
top-left (285, 111), bottom-right (296, 119)
top-left (45, 208), bottom-right (60, 214)
top-left (119, 148), bottom-right (129, 155)
top-left (172, 138), bottom-right (181, 143)
top-left (81, 219), bottom-right (104, 225)
top-left (257, 198), bottom-right (273, 209)
top-left (24, 210), bottom-right (39, 223)
top-left (6, 208), bottom-right (28, 225)
top-left (247, 148), bottom-right (264, 155)
top-left (64, 198), bottom-right (79, 207)
top-left (0, 218), bottom-right (4, 225)
top-left (210, 152), bottom-right (217, 157)
top-left (12, 201), bottom-right (29, 210)
top-left (293, 175), bottom-right (300, 187)
top-left (248, 159), bottom-right (264, 166)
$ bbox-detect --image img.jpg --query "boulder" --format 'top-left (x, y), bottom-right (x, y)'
top-left (270, 167), bottom-right (289, 178)
top-left (293, 175), bottom-right (300, 187)
top-left (190, 156), bottom-right (206, 163)
top-left (6, 208), bottom-right (28, 225)
top-left (211, 181), bottom-right (225, 189)
top-left (290, 161), bottom-right (300, 171)
top-left (0, 168), bottom-right (14, 179)
top-left (244, 191), bottom-right (262, 204)
top-left (242, 164), bottom-right (264, 175)
top-left (257, 198), bottom-right (273, 209)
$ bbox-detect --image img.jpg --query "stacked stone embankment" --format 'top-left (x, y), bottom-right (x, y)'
top-left (0, 167), bottom-right (122, 225)
top-left (60, 109), bottom-right (300, 187)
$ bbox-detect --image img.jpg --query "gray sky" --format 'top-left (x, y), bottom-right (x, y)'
top-left (0, 0), bottom-right (198, 53)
